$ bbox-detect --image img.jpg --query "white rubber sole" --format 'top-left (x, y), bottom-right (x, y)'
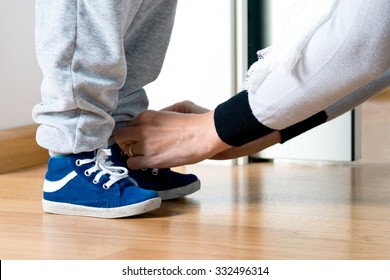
top-left (42, 197), bottom-right (161, 218)
top-left (158, 180), bottom-right (201, 200)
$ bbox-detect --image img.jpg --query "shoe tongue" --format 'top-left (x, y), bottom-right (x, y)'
top-left (76, 151), bottom-right (96, 159)
top-left (108, 144), bottom-right (128, 163)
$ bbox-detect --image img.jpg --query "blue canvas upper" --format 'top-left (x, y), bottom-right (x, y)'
top-left (43, 150), bottom-right (159, 208)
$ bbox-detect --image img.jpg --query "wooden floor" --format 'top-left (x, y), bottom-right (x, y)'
top-left (1, 161), bottom-right (390, 260)
top-left (1, 89), bottom-right (390, 260)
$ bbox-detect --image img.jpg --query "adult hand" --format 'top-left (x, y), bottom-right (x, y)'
top-left (115, 100), bottom-right (281, 168)
top-left (161, 101), bottom-right (282, 161)
top-left (115, 110), bottom-right (231, 168)
top-left (160, 100), bottom-right (210, 114)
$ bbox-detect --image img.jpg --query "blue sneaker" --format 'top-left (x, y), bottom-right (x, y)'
top-left (42, 149), bottom-right (161, 218)
top-left (110, 144), bottom-right (201, 200)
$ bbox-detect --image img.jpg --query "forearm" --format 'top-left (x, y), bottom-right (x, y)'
top-left (211, 131), bottom-right (281, 160)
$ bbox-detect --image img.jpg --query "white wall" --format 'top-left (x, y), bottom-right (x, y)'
top-left (145, 0), bottom-right (237, 110)
top-left (1, 1), bottom-right (237, 130)
top-left (0, 1), bottom-right (42, 130)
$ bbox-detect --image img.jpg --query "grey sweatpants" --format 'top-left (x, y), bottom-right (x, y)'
top-left (32, 0), bottom-right (177, 155)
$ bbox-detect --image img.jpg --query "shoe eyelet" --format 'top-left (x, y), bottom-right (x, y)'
top-left (152, 170), bottom-right (158, 176)
top-left (76, 159), bottom-right (82, 166)
top-left (93, 179), bottom-right (99, 184)
top-left (141, 168), bottom-right (147, 171)
top-left (84, 170), bottom-right (91, 176)
top-left (102, 183), bottom-right (110, 190)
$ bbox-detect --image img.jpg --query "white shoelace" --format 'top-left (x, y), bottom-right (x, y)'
top-left (76, 149), bottom-right (129, 190)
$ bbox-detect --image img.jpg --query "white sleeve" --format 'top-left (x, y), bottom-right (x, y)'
top-left (248, 0), bottom-right (390, 130)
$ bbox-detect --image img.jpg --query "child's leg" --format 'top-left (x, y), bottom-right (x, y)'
top-left (33, 0), bottom-right (145, 155)
top-left (32, 0), bottom-right (172, 217)
top-left (112, 0), bottom-right (178, 134)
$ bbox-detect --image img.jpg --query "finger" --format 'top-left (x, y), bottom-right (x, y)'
top-left (127, 114), bottom-right (142, 127)
top-left (125, 144), bottom-right (183, 169)
top-left (122, 110), bottom-right (156, 128)
top-left (127, 156), bottom-right (148, 169)
top-left (115, 127), bottom-right (133, 142)
top-left (160, 101), bottom-right (189, 112)
top-left (160, 101), bottom-right (193, 113)
top-left (126, 155), bottom-right (166, 169)
top-left (126, 141), bottom-right (146, 158)
top-left (126, 143), bottom-right (135, 157)
top-left (161, 101), bottom-right (209, 114)
top-left (114, 127), bottom-right (139, 152)
top-left (160, 104), bottom-right (178, 112)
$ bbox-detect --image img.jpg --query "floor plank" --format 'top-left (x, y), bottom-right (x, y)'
top-left (1, 161), bottom-right (390, 260)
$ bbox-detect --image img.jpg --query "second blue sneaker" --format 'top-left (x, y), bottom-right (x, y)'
top-left (110, 144), bottom-right (201, 200)
top-left (42, 149), bottom-right (161, 218)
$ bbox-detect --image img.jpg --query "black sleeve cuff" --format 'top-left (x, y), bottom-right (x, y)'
top-left (214, 90), bottom-right (275, 147)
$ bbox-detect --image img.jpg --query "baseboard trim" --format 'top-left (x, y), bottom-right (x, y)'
top-left (0, 124), bottom-right (49, 174)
